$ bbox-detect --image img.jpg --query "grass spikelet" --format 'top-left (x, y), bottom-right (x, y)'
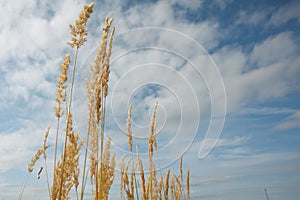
top-left (55, 54), bottom-right (70, 118)
top-left (122, 158), bottom-right (134, 200)
top-left (56, 2), bottom-right (95, 199)
top-left (119, 154), bottom-right (126, 199)
top-left (186, 169), bottom-right (190, 200)
top-left (52, 53), bottom-right (71, 200)
top-left (170, 174), bottom-right (175, 200)
top-left (52, 113), bottom-right (83, 200)
top-left (27, 147), bottom-right (46, 173)
top-left (103, 25), bottom-right (115, 97)
top-left (174, 175), bottom-right (182, 200)
top-left (85, 15), bottom-right (115, 200)
top-left (180, 154), bottom-right (183, 187)
top-left (99, 138), bottom-right (116, 200)
top-left (86, 78), bottom-right (98, 184)
top-left (27, 126), bottom-right (50, 173)
top-left (148, 101), bottom-right (158, 157)
top-left (136, 147), bottom-right (147, 200)
top-left (129, 161), bottom-right (135, 200)
top-left (68, 2), bottom-right (94, 48)
top-left (164, 168), bottom-right (171, 200)
top-left (127, 104), bottom-right (133, 152)
top-left (158, 176), bottom-right (163, 200)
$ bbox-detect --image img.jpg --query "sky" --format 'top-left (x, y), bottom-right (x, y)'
top-left (0, 0), bottom-right (300, 199)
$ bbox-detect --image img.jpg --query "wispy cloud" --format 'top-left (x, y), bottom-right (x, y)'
top-left (269, 1), bottom-right (300, 26)
top-left (213, 30), bottom-right (300, 112)
top-left (274, 110), bottom-right (300, 130)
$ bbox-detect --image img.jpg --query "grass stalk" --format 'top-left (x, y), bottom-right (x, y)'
top-left (80, 126), bottom-right (91, 200)
top-left (52, 118), bottom-right (60, 197)
top-left (131, 152), bottom-right (140, 200)
top-left (18, 174), bottom-right (29, 200)
top-left (43, 154), bottom-right (51, 197)
top-left (58, 47), bottom-right (79, 200)
top-left (99, 93), bottom-right (106, 200)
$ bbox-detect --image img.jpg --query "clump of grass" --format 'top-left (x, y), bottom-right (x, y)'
top-left (85, 15), bottom-right (115, 200)
top-left (119, 103), bottom-right (191, 200)
top-left (52, 2), bottom-right (95, 200)
top-left (21, 2), bottom-right (190, 200)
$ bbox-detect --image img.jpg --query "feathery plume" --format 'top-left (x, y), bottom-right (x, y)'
top-left (136, 146), bottom-right (147, 200)
top-left (119, 154), bottom-right (126, 198)
top-left (180, 154), bottom-right (183, 185)
top-left (28, 126), bottom-right (50, 173)
top-left (55, 54), bottom-right (71, 118)
top-left (158, 176), bottom-right (163, 200)
top-left (68, 2), bottom-right (94, 48)
top-left (85, 16), bottom-right (115, 198)
top-left (53, 113), bottom-right (83, 200)
top-left (148, 101), bottom-right (158, 157)
top-left (99, 138), bottom-right (116, 200)
top-left (186, 169), bottom-right (190, 200)
top-left (174, 175), bottom-right (182, 200)
top-left (164, 168), bottom-right (171, 200)
top-left (170, 174), bottom-right (175, 200)
top-left (127, 104), bottom-right (133, 152)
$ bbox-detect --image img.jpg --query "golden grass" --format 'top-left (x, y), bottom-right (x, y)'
top-left (119, 104), bottom-right (190, 200)
top-left (27, 126), bottom-right (50, 173)
top-left (21, 2), bottom-right (191, 200)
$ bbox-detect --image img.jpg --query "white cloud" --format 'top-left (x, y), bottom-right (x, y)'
top-left (234, 1), bottom-right (300, 28)
top-left (117, 0), bottom-right (219, 49)
top-left (169, 0), bottom-right (203, 11)
top-left (191, 175), bottom-right (236, 185)
top-left (250, 32), bottom-right (298, 66)
top-left (212, 0), bottom-right (233, 10)
top-left (269, 1), bottom-right (300, 26)
top-left (196, 136), bottom-right (249, 158)
top-left (0, 124), bottom-right (45, 172)
top-left (235, 9), bottom-right (269, 26)
top-left (212, 31), bottom-right (300, 112)
top-left (0, 0), bottom-right (86, 112)
top-left (234, 106), bottom-right (298, 116)
top-left (214, 46), bottom-right (246, 77)
top-left (217, 136), bottom-right (249, 147)
top-left (274, 110), bottom-right (300, 130)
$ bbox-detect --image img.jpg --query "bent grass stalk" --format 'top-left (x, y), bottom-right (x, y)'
top-left (22, 2), bottom-right (191, 199)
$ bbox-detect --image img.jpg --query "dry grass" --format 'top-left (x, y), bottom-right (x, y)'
top-left (119, 104), bottom-right (191, 200)
top-left (21, 2), bottom-right (190, 200)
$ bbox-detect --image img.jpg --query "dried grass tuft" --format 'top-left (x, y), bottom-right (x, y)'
top-left (127, 104), bottom-right (133, 152)
top-left (24, 2), bottom-right (191, 200)
top-left (99, 138), bottom-right (116, 200)
top-left (68, 2), bottom-right (94, 48)
top-left (148, 101), bottom-right (158, 157)
top-left (186, 169), bottom-right (190, 200)
top-left (28, 126), bottom-right (50, 173)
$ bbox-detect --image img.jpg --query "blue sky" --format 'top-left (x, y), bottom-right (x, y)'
top-left (1, 0), bottom-right (300, 199)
